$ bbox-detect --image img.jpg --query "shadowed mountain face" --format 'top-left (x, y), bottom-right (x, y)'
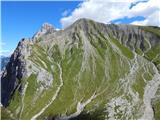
top-left (1, 19), bottom-right (160, 120)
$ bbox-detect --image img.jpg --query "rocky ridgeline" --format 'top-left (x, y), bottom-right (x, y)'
top-left (1, 23), bottom-right (56, 106)
top-left (1, 39), bottom-right (33, 106)
top-left (33, 23), bottom-right (56, 39)
top-left (1, 19), bottom-right (160, 120)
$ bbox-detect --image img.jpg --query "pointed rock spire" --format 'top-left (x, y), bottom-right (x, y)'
top-left (33, 23), bottom-right (56, 40)
top-left (40, 23), bottom-right (55, 33)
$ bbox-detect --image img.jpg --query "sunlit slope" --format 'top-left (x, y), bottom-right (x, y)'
top-left (1, 19), bottom-right (160, 120)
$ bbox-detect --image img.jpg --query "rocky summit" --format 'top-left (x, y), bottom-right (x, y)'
top-left (1, 18), bottom-right (160, 120)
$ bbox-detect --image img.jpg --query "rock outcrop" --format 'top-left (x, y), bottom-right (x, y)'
top-left (1, 38), bottom-right (33, 106)
top-left (1, 19), bottom-right (160, 120)
top-left (33, 23), bottom-right (56, 40)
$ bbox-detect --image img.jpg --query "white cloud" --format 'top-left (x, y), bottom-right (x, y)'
top-left (131, 10), bottom-right (160, 26)
top-left (0, 41), bottom-right (13, 57)
top-left (0, 50), bottom-right (13, 57)
top-left (60, 0), bottom-right (160, 28)
top-left (62, 9), bottom-right (71, 17)
top-left (0, 41), bottom-right (6, 47)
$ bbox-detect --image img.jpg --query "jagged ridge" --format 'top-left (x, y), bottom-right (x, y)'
top-left (1, 18), bottom-right (160, 120)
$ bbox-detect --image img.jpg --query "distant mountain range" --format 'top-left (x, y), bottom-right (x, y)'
top-left (1, 56), bottom-right (10, 71)
top-left (1, 19), bottom-right (160, 120)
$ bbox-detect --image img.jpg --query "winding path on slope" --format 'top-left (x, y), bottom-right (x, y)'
top-left (19, 82), bottom-right (28, 120)
top-left (58, 92), bottom-right (98, 120)
top-left (31, 63), bottom-right (64, 120)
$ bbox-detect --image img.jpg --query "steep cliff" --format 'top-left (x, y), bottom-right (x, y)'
top-left (1, 19), bottom-right (160, 120)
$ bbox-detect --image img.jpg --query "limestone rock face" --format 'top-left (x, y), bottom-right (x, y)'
top-left (33, 23), bottom-right (56, 39)
top-left (1, 38), bottom-right (33, 106)
top-left (1, 19), bottom-right (160, 120)
top-left (41, 23), bottom-right (55, 33)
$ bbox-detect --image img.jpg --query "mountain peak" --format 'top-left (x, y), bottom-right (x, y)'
top-left (72, 18), bottom-right (94, 26)
top-left (33, 22), bottom-right (56, 39)
top-left (40, 23), bottom-right (55, 33)
top-left (1, 18), bottom-right (160, 120)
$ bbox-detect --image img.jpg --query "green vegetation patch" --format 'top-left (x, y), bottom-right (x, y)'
top-left (109, 36), bottom-right (134, 59)
top-left (142, 26), bottom-right (160, 37)
top-left (145, 44), bottom-right (160, 63)
top-left (1, 107), bottom-right (15, 120)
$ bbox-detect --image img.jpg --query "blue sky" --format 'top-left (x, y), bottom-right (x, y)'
top-left (1, 0), bottom-right (159, 56)
top-left (111, 16), bottom-right (145, 24)
top-left (1, 1), bottom-right (81, 56)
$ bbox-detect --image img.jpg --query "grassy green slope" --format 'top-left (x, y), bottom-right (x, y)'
top-left (4, 23), bottom-right (160, 120)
